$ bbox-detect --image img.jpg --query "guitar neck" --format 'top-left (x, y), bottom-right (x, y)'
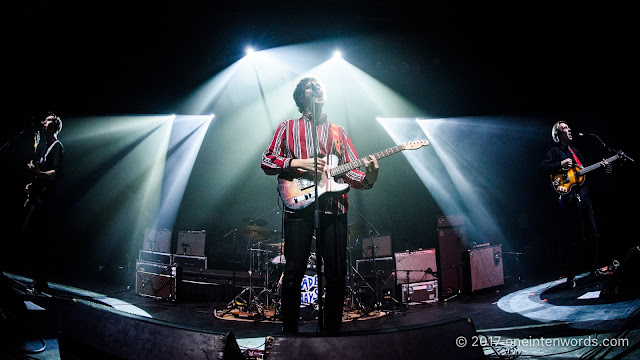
top-left (330, 144), bottom-right (405, 177)
top-left (577, 154), bottom-right (620, 175)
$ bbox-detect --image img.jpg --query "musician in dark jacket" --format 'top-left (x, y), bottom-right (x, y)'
top-left (539, 121), bottom-right (604, 288)
top-left (22, 112), bottom-right (64, 293)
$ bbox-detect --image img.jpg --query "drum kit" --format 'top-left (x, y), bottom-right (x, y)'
top-left (221, 217), bottom-right (288, 320)
top-left (221, 216), bottom-right (383, 320)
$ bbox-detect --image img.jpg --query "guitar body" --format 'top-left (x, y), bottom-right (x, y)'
top-left (278, 154), bottom-right (349, 210)
top-left (551, 165), bottom-right (585, 194)
top-left (550, 153), bottom-right (621, 195)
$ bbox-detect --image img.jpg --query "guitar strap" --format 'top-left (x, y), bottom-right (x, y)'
top-left (568, 146), bottom-right (582, 167)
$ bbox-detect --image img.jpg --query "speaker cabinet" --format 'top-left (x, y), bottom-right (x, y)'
top-left (361, 236), bottom-right (392, 258)
top-left (177, 230), bottom-right (206, 256)
top-left (464, 245), bottom-right (504, 292)
top-left (395, 249), bottom-right (437, 285)
top-left (437, 216), bottom-right (468, 296)
top-left (135, 260), bottom-right (180, 301)
top-left (58, 299), bottom-right (244, 360)
top-left (265, 317), bottom-right (484, 360)
top-left (143, 228), bottom-right (172, 253)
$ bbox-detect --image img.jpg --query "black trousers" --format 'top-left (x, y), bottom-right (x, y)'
top-left (280, 207), bottom-right (347, 333)
top-left (561, 190), bottom-right (599, 280)
top-left (22, 203), bottom-right (53, 288)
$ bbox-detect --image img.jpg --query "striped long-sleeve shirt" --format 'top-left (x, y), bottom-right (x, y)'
top-left (261, 116), bottom-right (370, 214)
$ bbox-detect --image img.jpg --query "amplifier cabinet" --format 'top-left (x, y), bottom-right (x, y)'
top-left (174, 254), bottom-right (208, 270)
top-left (356, 256), bottom-right (394, 277)
top-left (394, 249), bottom-right (437, 284)
top-left (401, 280), bottom-right (438, 304)
top-left (176, 230), bottom-right (206, 256)
top-left (135, 260), bottom-right (180, 301)
top-left (437, 216), bottom-right (468, 295)
top-left (361, 236), bottom-right (392, 258)
top-left (464, 244), bottom-right (504, 292)
top-left (142, 228), bottom-right (172, 253)
top-left (139, 250), bottom-right (172, 265)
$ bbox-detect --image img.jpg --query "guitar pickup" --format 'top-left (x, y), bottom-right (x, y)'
top-left (296, 178), bottom-right (315, 191)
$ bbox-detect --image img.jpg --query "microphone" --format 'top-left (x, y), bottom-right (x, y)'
top-left (310, 83), bottom-right (322, 96)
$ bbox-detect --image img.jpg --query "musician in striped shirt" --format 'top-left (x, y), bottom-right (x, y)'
top-left (262, 77), bottom-right (379, 333)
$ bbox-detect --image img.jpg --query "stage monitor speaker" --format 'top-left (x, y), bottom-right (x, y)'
top-left (464, 245), bottom-right (504, 292)
top-left (143, 228), bottom-right (172, 253)
top-left (265, 317), bottom-right (484, 360)
top-left (177, 230), bottom-right (206, 256)
top-left (362, 236), bottom-right (392, 258)
top-left (437, 216), bottom-right (468, 296)
top-left (395, 249), bottom-right (437, 284)
top-left (135, 260), bottom-right (180, 301)
top-left (58, 299), bottom-right (244, 360)
top-left (600, 246), bottom-right (640, 299)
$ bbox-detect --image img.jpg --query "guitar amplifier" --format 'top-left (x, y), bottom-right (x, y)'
top-left (361, 236), bottom-right (392, 258)
top-left (173, 254), bottom-right (208, 270)
top-left (464, 244), bottom-right (504, 292)
top-left (142, 228), bottom-right (172, 253)
top-left (135, 260), bottom-right (180, 301)
top-left (176, 230), bottom-right (206, 256)
top-left (394, 249), bottom-right (437, 285)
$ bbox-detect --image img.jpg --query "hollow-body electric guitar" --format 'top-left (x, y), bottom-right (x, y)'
top-left (551, 153), bottom-right (621, 194)
top-left (278, 140), bottom-right (429, 209)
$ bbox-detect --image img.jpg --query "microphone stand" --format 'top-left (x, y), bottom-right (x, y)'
top-left (589, 133), bottom-right (635, 163)
top-left (310, 87), bottom-right (324, 332)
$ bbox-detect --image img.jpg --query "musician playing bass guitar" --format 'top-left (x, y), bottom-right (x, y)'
top-left (261, 77), bottom-right (378, 333)
top-left (539, 121), bottom-right (608, 289)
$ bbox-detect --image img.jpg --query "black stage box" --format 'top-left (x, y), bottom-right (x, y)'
top-left (139, 250), bottom-right (172, 264)
top-left (401, 280), bottom-right (438, 304)
top-left (135, 260), bottom-right (180, 301)
top-left (174, 254), bottom-right (208, 270)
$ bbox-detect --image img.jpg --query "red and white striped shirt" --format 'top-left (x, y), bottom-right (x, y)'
top-left (261, 116), bottom-right (369, 214)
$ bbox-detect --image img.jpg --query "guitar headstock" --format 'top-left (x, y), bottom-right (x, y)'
top-left (402, 139), bottom-right (429, 150)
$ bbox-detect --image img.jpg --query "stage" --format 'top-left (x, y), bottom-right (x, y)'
top-left (2, 266), bottom-right (639, 359)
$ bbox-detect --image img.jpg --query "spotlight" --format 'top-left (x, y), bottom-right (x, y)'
top-left (245, 47), bottom-right (255, 56)
top-left (332, 50), bottom-right (342, 59)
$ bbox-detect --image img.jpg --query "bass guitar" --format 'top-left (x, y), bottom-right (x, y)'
top-left (551, 153), bottom-right (620, 194)
top-left (278, 140), bottom-right (429, 209)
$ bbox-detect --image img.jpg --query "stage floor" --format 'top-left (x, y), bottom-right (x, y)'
top-left (2, 270), bottom-right (639, 359)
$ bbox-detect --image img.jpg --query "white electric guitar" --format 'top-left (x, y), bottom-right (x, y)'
top-left (277, 140), bottom-right (429, 209)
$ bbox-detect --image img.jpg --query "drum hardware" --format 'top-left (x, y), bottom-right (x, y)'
top-left (221, 244), bottom-right (276, 320)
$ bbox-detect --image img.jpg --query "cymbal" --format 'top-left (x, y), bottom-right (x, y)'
top-left (242, 217), bottom-right (268, 227)
top-left (263, 241), bottom-right (285, 248)
top-left (238, 226), bottom-right (274, 240)
top-left (347, 223), bottom-right (366, 239)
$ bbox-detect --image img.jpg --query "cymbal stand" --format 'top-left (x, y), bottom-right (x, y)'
top-left (346, 259), bottom-right (372, 311)
top-left (221, 247), bottom-right (267, 317)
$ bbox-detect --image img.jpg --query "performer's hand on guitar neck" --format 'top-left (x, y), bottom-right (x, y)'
top-left (362, 155), bottom-right (379, 185)
top-left (290, 157), bottom-right (326, 176)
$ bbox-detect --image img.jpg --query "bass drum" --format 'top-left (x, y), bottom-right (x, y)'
top-left (274, 269), bottom-right (325, 321)
top-left (299, 269), bottom-right (321, 321)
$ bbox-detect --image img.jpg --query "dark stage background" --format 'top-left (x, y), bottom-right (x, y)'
top-left (1, 3), bottom-right (638, 284)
